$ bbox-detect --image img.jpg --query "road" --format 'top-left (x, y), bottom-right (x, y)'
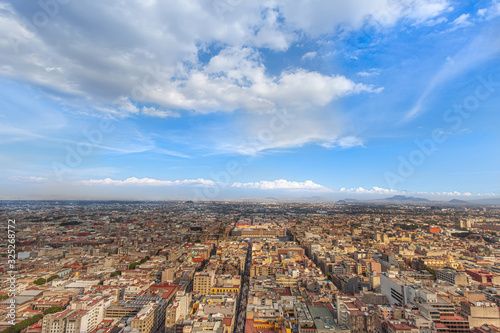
top-left (233, 240), bottom-right (252, 333)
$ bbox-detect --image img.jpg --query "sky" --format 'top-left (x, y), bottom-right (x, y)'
top-left (0, 0), bottom-right (499, 201)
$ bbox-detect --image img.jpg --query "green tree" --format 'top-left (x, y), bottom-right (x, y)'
top-left (3, 314), bottom-right (43, 333)
top-left (43, 306), bottom-right (63, 315)
top-left (110, 270), bottom-right (122, 277)
top-left (47, 275), bottom-right (59, 282)
top-left (129, 263), bottom-right (140, 270)
top-left (34, 278), bottom-right (46, 285)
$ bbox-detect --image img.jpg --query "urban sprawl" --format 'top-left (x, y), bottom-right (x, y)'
top-left (1, 201), bottom-right (500, 333)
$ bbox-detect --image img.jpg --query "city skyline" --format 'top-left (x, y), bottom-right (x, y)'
top-left (1, 0), bottom-right (500, 200)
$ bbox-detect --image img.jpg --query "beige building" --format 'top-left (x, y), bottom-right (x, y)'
top-left (65, 310), bottom-right (90, 333)
top-left (193, 271), bottom-right (215, 295)
top-left (165, 291), bottom-right (192, 332)
top-left (42, 309), bottom-right (74, 333)
top-left (131, 304), bottom-right (155, 333)
top-left (459, 301), bottom-right (500, 329)
top-left (162, 268), bottom-right (176, 283)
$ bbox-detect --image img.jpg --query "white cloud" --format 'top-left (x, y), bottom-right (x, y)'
top-left (320, 136), bottom-right (365, 149)
top-left (141, 106), bottom-right (180, 118)
top-left (336, 186), bottom-right (399, 194)
top-left (404, 30), bottom-right (500, 121)
top-left (357, 69), bottom-right (380, 77)
top-left (0, 0), bottom-right (457, 156)
top-left (142, 47), bottom-right (380, 114)
top-left (404, 0), bottom-right (452, 24)
top-left (301, 51), bottom-right (317, 60)
top-left (9, 176), bottom-right (48, 182)
top-left (0, 0), bottom-right (447, 118)
top-left (76, 177), bottom-right (216, 186)
top-left (477, 8), bottom-right (488, 17)
top-left (277, 0), bottom-right (451, 36)
top-left (232, 179), bottom-right (330, 191)
top-left (450, 13), bottom-right (473, 29)
top-left (477, 0), bottom-right (500, 20)
top-left (76, 177), bottom-right (331, 191)
top-left (333, 187), bottom-right (496, 198)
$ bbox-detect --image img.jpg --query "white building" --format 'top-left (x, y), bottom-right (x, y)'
top-left (380, 273), bottom-right (416, 305)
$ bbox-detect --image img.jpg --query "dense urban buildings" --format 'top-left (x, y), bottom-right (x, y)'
top-left (1, 200), bottom-right (500, 333)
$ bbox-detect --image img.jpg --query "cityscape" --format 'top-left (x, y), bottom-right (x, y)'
top-left (1, 0), bottom-right (500, 333)
top-left (1, 200), bottom-right (500, 332)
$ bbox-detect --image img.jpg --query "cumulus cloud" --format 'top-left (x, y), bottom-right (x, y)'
top-left (0, 0), bottom-right (457, 156)
top-left (76, 177), bottom-right (216, 186)
top-left (141, 47), bottom-right (379, 114)
top-left (277, 0), bottom-right (451, 36)
top-left (0, 0), bottom-right (447, 118)
top-left (333, 187), bottom-right (495, 198)
top-left (75, 177), bottom-right (331, 191)
top-left (336, 186), bottom-right (399, 194)
top-left (231, 179), bottom-right (330, 191)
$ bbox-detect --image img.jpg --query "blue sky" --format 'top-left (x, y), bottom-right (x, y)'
top-left (0, 0), bottom-right (499, 200)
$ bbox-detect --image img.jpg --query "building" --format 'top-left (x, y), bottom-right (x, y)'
top-left (380, 273), bottom-right (416, 305)
top-left (466, 270), bottom-right (500, 285)
top-left (69, 296), bottom-right (105, 332)
top-left (438, 314), bottom-right (470, 333)
top-left (459, 301), bottom-right (500, 329)
top-left (331, 274), bottom-right (359, 293)
top-left (456, 219), bottom-right (472, 230)
top-left (437, 269), bottom-right (469, 286)
top-left (42, 309), bottom-right (74, 333)
top-left (131, 304), bottom-right (155, 333)
top-left (387, 322), bottom-right (419, 333)
top-left (165, 291), bottom-right (192, 333)
top-left (308, 305), bottom-right (350, 333)
top-left (65, 310), bottom-right (92, 333)
top-left (193, 271), bottom-right (215, 295)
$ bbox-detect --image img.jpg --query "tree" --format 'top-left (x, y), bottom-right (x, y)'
top-left (110, 270), bottom-right (122, 277)
top-left (34, 278), bottom-right (46, 285)
top-left (43, 306), bottom-right (63, 315)
top-left (129, 263), bottom-right (140, 270)
top-left (47, 275), bottom-right (59, 282)
top-left (3, 314), bottom-right (43, 333)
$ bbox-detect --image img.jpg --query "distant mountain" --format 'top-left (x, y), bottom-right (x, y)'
top-left (448, 199), bottom-right (470, 204)
top-left (299, 196), bottom-right (329, 202)
top-left (469, 198), bottom-right (500, 205)
top-left (336, 198), bottom-right (359, 204)
top-left (384, 195), bottom-right (432, 202)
